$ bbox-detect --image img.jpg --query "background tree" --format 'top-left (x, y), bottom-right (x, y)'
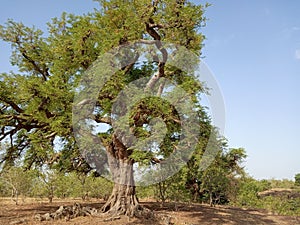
top-left (152, 167), bottom-right (191, 206)
top-left (295, 173), bottom-right (300, 186)
top-left (35, 167), bottom-right (62, 203)
top-left (192, 148), bottom-right (246, 206)
top-left (0, 166), bottom-right (36, 204)
top-left (0, 0), bottom-right (209, 217)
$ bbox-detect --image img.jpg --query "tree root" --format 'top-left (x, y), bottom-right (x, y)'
top-left (34, 202), bottom-right (175, 224)
top-left (34, 203), bottom-right (98, 221)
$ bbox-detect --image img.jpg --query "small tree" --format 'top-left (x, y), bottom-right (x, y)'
top-left (36, 168), bottom-right (61, 203)
top-left (0, 166), bottom-right (35, 204)
top-left (295, 173), bottom-right (300, 186)
top-left (87, 175), bottom-right (113, 200)
top-left (52, 172), bottom-right (74, 199)
top-left (198, 148), bottom-right (247, 206)
top-left (201, 166), bottom-right (229, 206)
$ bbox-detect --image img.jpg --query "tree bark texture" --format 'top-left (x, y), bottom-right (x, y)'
top-left (100, 134), bottom-right (140, 216)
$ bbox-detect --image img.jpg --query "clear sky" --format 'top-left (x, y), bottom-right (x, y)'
top-left (0, 0), bottom-right (299, 180)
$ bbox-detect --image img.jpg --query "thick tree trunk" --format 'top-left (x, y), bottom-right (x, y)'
top-left (101, 181), bottom-right (139, 216)
top-left (100, 134), bottom-right (141, 217)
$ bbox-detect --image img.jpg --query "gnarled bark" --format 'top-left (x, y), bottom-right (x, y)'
top-left (101, 182), bottom-right (140, 216)
top-left (100, 134), bottom-right (141, 217)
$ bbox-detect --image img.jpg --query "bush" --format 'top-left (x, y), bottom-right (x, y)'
top-left (234, 178), bottom-right (269, 208)
top-left (234, 177), bottom-right (300, 216)
top-left (262, 196), bottom-right (300, 216)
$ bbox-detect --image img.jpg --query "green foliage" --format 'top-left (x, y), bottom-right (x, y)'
top-left (262, 196), bottom-right (300, 216)
top-left (136, 185), bottom-right (155, 200)
top-left (142, 147), bottom-right (248, 205)
top-left (62, 173), bottom-right (113, 200)
top-left (196, 148), bottom-right (246, 205)
top-left (0, 0), bottom-right (208, 175)
top-left (234, 178), bottom-right (269, 208)
top-left (200, 165), bottom-right (230, 205)
top-left (0, 0), bottom-right (254, 215)
top-left (295, 173), bottom-right (300, 186)
top-left (0, 166), bottom-right (37, 204)
top-left (233, 177), bottom-right (300, 216)
top-left (268, 178), bottom-right (295, 189)
top-left (0, 166), bottom-right (113, 202)
top-left (153, 167), bottom-right (191, 203)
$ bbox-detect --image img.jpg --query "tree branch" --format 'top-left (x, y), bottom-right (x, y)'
top-left (152, 0), bottom-right (160, 14)
top-left (0, 98), bottom-right (24, 113)
top-left (20, 51), bottom-right (49, 81)
top-left (44, 132), bottom-right (57, 139)
top-left (157, 79), bottom-right (166, 97)
top-left (137, 39), bottom-right (158, 45)
top-left (151, 157), bottom-right (161, 164)
top-left (0, 128), bottom-right (17, 142)
top-left (94, 115), bottom-right (112, 125)
top-left (144, 19), bottom-right (168, 91)
top-left (14, 37), bottom-right (50, 81)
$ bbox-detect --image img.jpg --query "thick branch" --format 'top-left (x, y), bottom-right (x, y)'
top-left (145, 21), bottom-right (161, 41)
top-left (145, 20), bottom-right (168, 91)
top-left (0, 98), bottom-right (24, 113)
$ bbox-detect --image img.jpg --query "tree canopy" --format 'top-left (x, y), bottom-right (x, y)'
top-left (0, 0), bottom-right (243, 217)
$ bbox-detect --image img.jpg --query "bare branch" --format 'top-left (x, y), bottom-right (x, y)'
top-left (137, 39), bottom-right (158, 45)
top-left (76, 99), bottom-right (93, 108)
top-left (145, 22), bottom-right (161, 41)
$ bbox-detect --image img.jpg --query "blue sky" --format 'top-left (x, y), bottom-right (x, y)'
top-left (0, 0), bottom-right (299, 180)
top-left (202, 0), bottom-right (300, 180)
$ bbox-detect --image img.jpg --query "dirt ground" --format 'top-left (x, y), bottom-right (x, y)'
top-left (0, 198), bottom-right (300, 225)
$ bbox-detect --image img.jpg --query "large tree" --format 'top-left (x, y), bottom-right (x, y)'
top-left (0, 0), bottom-right (209, 216)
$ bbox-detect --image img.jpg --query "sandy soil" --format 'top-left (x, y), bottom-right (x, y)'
top-left (0, 198), bottom-right (299, 225)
